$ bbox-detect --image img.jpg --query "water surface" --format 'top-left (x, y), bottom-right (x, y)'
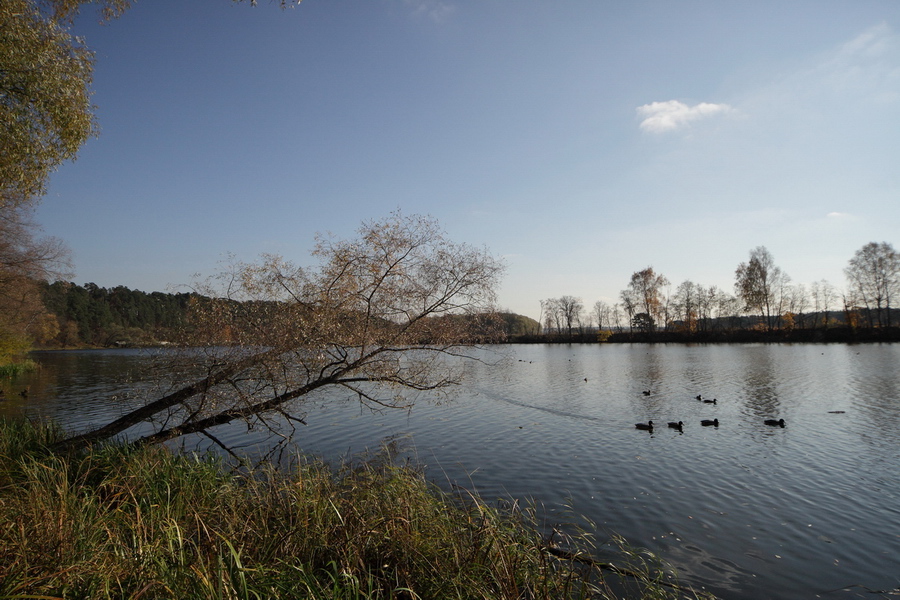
top-left (4, 344), bottom-right (899, 600)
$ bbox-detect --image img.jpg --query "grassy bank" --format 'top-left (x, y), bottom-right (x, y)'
top-left (0, 420), bottom-right (713, 599)
top-left (0, 359), bottom-right (36, 379)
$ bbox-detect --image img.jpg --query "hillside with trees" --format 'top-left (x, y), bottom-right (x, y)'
top-left (38, 282), bottom-right (198, 347)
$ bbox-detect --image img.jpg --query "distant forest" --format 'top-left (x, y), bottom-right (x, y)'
top-left (32, 279), bottom-right (900, 349)
top-left (10, 242), bottom-right (898, 349)
top-left (35, 282), bottom-right (543, 348)
top-left (38, 282), bottom-right (197, 347)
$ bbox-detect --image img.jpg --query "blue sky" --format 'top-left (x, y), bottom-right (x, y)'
top-left (40, 0), bottom-right (900, 320)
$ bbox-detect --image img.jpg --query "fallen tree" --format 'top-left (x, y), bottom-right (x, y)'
top-left (56, 213), bottom-right (504, 452)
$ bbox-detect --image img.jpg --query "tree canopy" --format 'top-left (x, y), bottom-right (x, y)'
top-left (0, 0), bottom-right (104, 209)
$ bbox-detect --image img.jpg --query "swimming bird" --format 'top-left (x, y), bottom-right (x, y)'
top-left (764, 418), bottom-right (785, 427)
top-left (701, 418), bottom-right (719, 427)
top-left (668, 421), bottom-right (683, 431)
top-left (695, 394), bottom-right (703, 401)
top-left (19, 387), bottom-right (28, 398)
top-left (703, 398), bottom-right (717, 404)
top-left (642, 390), bottom-right (651, 396)
top-left (635, 420), bottom-right (654, 431)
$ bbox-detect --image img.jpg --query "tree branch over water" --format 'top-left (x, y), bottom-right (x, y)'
top-left (56, 213), bottom-right (505, 452)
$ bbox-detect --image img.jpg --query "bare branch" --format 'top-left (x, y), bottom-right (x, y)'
top-left (57, 213), bottom-right (504, 452)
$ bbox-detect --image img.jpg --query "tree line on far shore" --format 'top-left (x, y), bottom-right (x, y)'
top-left (37, 282), bottom-right (197, 347)
top-left (1, 240), bottom-right (896, 356)
top-left (536, 242), bottom-right (900, 341)
top-left (24, 282), bottom-right (541, 349)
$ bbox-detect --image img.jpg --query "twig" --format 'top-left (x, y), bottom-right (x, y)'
top-left (543, 544), bottom-right (699, 594)
top-left (200, 430), bottom-right (241, 462)
top-left (821, 583), bottom-right (900, 596)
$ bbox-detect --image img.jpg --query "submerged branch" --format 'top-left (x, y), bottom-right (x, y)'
top-left (544, 544), bottom-right (709, 596)
top-left (53, 347), bottom-right (283, 451)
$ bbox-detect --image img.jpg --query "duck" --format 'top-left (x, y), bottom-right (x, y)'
top-left (701, 418), bottom-right (719, 427)
top-left (695, 394), bottom-right (703, 401)
top-left (19, 387), bottom-right (29, 398)
top-left (642, 390), bottom-right (651, 396)
top-left (634, 420), bottom-right (654, 431)
top-left (703, 398), bottom-right (717, 404)
top-left (764, 418), bottom-right (785, 427)
top-left (667, 421), bottom-right (684, 431)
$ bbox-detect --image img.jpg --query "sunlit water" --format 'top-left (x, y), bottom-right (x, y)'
top-left (3, 344), bottom-right (899, 600)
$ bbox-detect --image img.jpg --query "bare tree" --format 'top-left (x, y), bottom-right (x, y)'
top-left (541, 298), bottom-right (561, 334)
top-left (673, 280), bottom-right (699, 333)
top-left (844, 242), bottom-right (899, 329)
top-left (558, 295), bottom-right (583, 336)
top-left (612, 302), bottom-right (624, 333)
top-left (785, 283), bottom-right (809, 329)
top-left (734, 246), bottom-right (789, 331)
top-left (715, 291), bottom-right (742, 331)
top-left (593, 300), bottom-right (611, 333)
top-left (810, 279), bottom-right (836, 329)
top-left (56, 213), bottom-right (504, 451)
top-left (537, 300), bottom-right (548, 335)
top-left (619, 290), bottom-right (637, 332)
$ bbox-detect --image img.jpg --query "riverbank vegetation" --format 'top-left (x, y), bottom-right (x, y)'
top-left (0, 418), bottom-right (712, 600)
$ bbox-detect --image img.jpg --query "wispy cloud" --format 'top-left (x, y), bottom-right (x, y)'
top-left (636, 100), bottom-right (734, 133)
top-left (814, 23), bottom-right (899, 101)
top-left (403, 0), bottom-right (455, 23)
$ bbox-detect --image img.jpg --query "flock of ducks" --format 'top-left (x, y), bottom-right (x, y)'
top-left (0, 387), bottom-right (28, 401)
top-left (634, 393), bottom-right (785, 432)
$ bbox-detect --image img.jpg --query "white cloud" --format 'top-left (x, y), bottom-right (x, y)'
top-left (404, 0), bottom-right (455, 23)
top-left (636, 100), bottom-right (734, 133)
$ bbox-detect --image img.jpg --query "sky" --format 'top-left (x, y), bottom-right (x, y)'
top-left (39, 0), bottom-right (900, 321)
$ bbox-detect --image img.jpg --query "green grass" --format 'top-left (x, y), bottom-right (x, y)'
top-left (0, 358), bottom-right (36, 379)
top-left (0, 419), bottom-right (716, 599)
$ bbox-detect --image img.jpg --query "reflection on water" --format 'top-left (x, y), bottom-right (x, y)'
top-left (4, 343), bottom-right (900, 600)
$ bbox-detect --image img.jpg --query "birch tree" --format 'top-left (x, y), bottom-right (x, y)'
top-left (734, 246), bottom-right (789, 331)
top-left (844, 242), bottom-right (899, 329)
top-left (623, 267), bottom-right (669, 332)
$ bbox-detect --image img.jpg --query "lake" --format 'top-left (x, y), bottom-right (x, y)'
top-left (3, 343), bottom-right (899, 600)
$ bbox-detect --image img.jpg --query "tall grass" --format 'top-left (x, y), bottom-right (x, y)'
top-left (0, 358), bottom-right (36, 379)
top-left (0, 419), bottom-right (715, 599)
